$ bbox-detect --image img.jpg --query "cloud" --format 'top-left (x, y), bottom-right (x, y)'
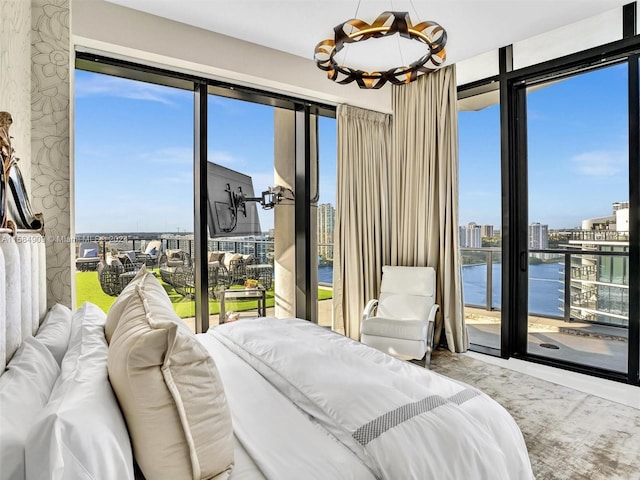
top-left (75, 74), bottom-right (182, 105)
top-left (572, 150), bottom-right (626, 177)
top-left (140, 146), bottom-right (193, 165)
top-left (209, 150), bottom-right (241, 165)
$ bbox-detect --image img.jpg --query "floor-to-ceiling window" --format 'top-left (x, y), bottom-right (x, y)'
top-left (74, 69), bottom-right (195, 321)
top-left (74, 55), bottom-right (336, 332)
top-left (458, 91), bottom-right (502, 351)
top-left (457, 3), bottom-right (639, 384)
top-left (317, 116), bottom-right (337, 327)
top-left (523, 63), bottom-right (629, 373)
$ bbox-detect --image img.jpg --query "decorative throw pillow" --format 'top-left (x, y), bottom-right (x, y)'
top-left (35, 303), bottom-right (73, 365)
top-left (0, 336), bottom-right (60, 480)
top-left (104, 267), bottom-right (155, 343)
top-left (107, 270), bottom-right (234, 480)
top-left (25, 302), bottom-right (134, 480)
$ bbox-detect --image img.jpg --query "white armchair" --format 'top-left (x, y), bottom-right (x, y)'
top-left (360, 266), bottom-right (439, 367)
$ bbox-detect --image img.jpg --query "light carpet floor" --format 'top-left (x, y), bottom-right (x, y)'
top-left (430, 349), bottom-right (640, 480)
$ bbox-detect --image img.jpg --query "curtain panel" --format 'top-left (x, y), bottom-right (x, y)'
top-left (333, 105), bottom-right (392, 339)
top-left (391, 66), bottom-right (467, 352)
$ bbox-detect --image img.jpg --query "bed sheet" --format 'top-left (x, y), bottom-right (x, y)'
top-left (205, 317), bottom-right (535, 480)
top-left (198, 332), bottom-right (376, 480)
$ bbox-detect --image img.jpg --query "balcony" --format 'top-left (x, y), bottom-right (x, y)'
top-left (463, 247), bottom-right (629, 372)
top-left (74, 235), bottom-right (334, 329)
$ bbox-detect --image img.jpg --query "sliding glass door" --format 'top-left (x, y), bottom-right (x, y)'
top-left (517, 63), bottom-right (631, 375)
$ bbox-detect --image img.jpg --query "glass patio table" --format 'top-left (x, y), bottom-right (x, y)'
top-left (219, 286), bottom-right (267, 323)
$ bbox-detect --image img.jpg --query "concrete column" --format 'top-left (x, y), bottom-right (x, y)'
top-left (274, 109), bottom-right (296, 318)
top-left (273, 108), bottom-right (319, 320)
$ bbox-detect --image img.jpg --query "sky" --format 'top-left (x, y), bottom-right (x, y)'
top-left (74, 70), bottom-right (337, 233)
top-left (76, 62), bottom-right (629, 234)
top-left (459, 62), bottom-right (628, 230)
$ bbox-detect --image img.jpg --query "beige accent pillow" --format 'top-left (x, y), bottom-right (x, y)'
top-left (107, 271), bottom-right (234, 480)
top-left (104, 267), bottom-right (153, 344)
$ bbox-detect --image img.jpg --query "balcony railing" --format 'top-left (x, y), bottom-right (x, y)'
top-left (462, 247), bottom-right (629, 328)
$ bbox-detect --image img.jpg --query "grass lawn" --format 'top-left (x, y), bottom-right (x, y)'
top-left (76, 270), bottom-right (333, 318)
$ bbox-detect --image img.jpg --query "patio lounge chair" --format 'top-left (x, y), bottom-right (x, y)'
top-left (76, 242), bottom-right (100, 271)
top-left (136, 240), bottom-right (162, 267)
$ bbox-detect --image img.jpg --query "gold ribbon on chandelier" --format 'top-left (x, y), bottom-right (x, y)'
top-left (314, 10), bottom-right (447, 89)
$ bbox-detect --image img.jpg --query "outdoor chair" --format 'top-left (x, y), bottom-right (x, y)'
top-left (76, 242), bottom-right (100, 271)
top-left (360, 266), bottom-right (439, 368)
top-left (136, 240), bottom-right (162, 267)
top-left (97, 259), bottom-right (125, 296)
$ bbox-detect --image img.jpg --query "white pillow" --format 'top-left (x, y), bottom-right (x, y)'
top-left (35, 304), bottom-right (73, 365)
top-left (83, 248), bottom-right (97, 258)
top-left (0, 336), bottom-right (60, 480)
top-left (108, 270), bottom-right (234, 480)
top-left (25, 302), bottom-right (134, 480)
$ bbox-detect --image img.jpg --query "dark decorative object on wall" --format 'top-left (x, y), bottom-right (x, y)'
top-left (0, 111), bottom-right (44, 232)
top-left (314, 11), bottom-right (447, 89)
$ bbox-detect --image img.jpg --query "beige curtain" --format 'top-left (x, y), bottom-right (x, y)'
top-left (390, 66), bottom-right (467, 352)
top-left (333, 105), bottom-right (392, 339)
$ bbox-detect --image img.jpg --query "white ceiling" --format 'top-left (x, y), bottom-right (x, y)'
top-left (104, 0), bottom-right (631, 67)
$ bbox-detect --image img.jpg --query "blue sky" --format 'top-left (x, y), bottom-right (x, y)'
top-left (459, 62), bottom-right (628, 230)
top-left (77, 63), bottom-right (628, 234)
top-left (75, 70), bottom-right (336, 233)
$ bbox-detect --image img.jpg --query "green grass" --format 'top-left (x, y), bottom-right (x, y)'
top-left (76, 270), bottom-right (333, 317)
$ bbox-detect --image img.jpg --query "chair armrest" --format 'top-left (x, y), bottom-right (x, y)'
top-left (425, 304), bottom-right (440, 368)
top-left (362, 299), bottom-right (379, 323)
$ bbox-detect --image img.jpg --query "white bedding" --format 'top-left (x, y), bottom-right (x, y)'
top-left (202, 317), bottom-right (534, 480)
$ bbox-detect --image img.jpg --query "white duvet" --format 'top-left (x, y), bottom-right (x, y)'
top-left (204, 317), bottom-right (534, 480)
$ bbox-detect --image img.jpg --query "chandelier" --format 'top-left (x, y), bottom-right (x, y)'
top-left (314, 10), bottom-right (447, 89)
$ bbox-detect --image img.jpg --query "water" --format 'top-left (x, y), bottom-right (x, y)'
top-left (318, 265), bottom-right (333, 284)
top-left (318, 262), bottom-right (564, 317)
top-left (462, 262), bottom-right (563, 317)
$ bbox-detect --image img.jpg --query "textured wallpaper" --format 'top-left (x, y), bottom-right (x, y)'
top-left (0, 0), bottom-right (32, 187)
top-left (31, 0), bottom-right (71, 308)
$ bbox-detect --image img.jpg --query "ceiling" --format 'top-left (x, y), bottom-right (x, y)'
top-left (104, 0), bottom-right (631, 68)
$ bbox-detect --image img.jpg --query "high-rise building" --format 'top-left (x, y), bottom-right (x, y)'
top-left (317, 203), bottom-right (335, 261)
top-left (567, 202), bottom-right (630, 327)
top-left (459, 222), bottom-right (482, 248)
top-left (528, 222), bottom-right (548, 250)
top-left (480, 225), bottom-right (494, 238)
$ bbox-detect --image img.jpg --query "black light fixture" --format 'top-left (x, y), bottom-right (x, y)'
top-left (314, 10), bottom-right (447, 89)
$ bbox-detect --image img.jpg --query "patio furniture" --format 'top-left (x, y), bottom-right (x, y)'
top-left (246, 264), bottom-right (273, 289)
top-left (136, 240), bottom-right (162, 267)
top-left (76, 242), bottom-right (100, 271)
top-left (219, 286), bottom-right (266, 323)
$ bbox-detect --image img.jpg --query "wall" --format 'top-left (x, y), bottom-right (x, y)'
top-left (31, 0), bottom-right (72, 308)
top-left (0, 0), bottom-right (32, 186)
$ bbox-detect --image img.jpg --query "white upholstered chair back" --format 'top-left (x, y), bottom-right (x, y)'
top-left (376, 266), bottom-right (436, 321)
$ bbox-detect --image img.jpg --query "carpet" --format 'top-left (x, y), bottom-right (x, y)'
top-left (430, 349), bottom-right (640, 480)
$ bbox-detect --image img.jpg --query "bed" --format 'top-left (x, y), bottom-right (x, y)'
top-left (0, 237), bottom-right (534, 480)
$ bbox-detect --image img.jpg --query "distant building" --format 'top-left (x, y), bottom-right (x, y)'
top-left (566, 201), bottom-right (629, 327)
top-left (317, 203), bottom-right (335, 261)
top-left (459, 222), bottom-right (482, 248)
top-left (480, 225), bottom-right (494, 238)
top-left (528, 222), bottom-right (548, 250)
